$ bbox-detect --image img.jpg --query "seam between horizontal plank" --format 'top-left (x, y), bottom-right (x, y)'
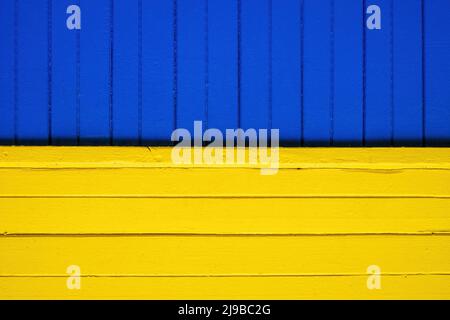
top-left (1, 273), bottom-right (449, 278)
top-left (2, 232), bottom-right (450, 237)
top-left (1, 148), bottom-right (450, 169)
top-left (1, 167), bottom-right (450, 171)
top-left (1, 195), bottom-right (449, 199)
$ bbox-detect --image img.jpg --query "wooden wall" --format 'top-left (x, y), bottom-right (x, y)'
top-left (0, 0), bottom-right (449, 146)
top-left (0, 147), bottom-right (449, 299)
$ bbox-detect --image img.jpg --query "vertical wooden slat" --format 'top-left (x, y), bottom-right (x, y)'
top-left (112, 0), bottom-right (139, 145)
top-left (365, 0), bottom-right (393, 146)
top-left (240, 0), bottom-right (271, 132)
top-left (392, 0), bottom-right (423, 146)
top-left (16, 0), bottom-right (49, 145)
top-left (333, 0), bottom-right (364, 146)
top-left (79, 0), bottom-right (111, 145)
top-left (0, 0), bottom-right (15, 144)
top-left (141, 0), bottom-right (175, 144)
top-left (52, 0), bottom-right (78, 145)
top-left (424, 0), bottom-right (450, 146)
top-left (207, 0), bottom-right (239, 133)
top-left (272, 0), bottom-right (302, 145)
top-left (177, 0), bottom-right (207, 135)
top-left (303, 0), bottom-right (332, 146)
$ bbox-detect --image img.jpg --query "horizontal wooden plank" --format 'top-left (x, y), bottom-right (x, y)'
top-left (0, 275), bottom-right (449, 299)
top-left (1, 147), bottom-right (450, 169)
top-left (1, 167), bottom-right (449, 197)
top-left (1, 236), bottom-right (448, 276)
top-left (1, 147), bottom-right (449, 299)
top-left (1, 198), bottom-right (449, 235)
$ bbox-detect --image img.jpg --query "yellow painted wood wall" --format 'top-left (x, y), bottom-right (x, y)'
top-left (0, 147), bottom-right (449, 299)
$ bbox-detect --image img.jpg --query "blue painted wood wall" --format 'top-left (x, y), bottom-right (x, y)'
top-left (0, 0), bottom-right (449, 146)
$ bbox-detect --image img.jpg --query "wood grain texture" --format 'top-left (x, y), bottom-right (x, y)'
top-left (1, 236), bottom-right (449, 276)
top-left (1, 198), bottom-right (449, 235)
top-left (1, 276), bottom-right (449, 300)
top-left (1, 147), bottom-right (450, 168)
top-left (0, 147), bottom-right (449, 299)
top-left (1, 167), bottom-right (449, 198)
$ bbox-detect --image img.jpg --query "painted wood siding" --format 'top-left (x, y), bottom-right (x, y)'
top-left (0, 0), bottom-right (449, 146)
top-left (0, 147), bottom-right (449, 299)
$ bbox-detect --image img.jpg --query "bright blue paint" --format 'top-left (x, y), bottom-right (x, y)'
top-left (0, 0), bottom-right (15, 144)
top-left (365, 0), bottom-right (392, 146)
top-left (425, 0), bottom-right (450, 146)
top-left (303, 0), bottom-right (332, 146)
top-left (333, 0), bottom-right (363, 146)
top-left (141, 0), bottom-right (174, 144)
top-left (79, 0), bottom-right (111, 145)
top-left (177, 0), bottom-right (207, 137)
top-left (0, 0), bottom-right (449, 146)
top-left (393, 0), bottom-right (423, 146)
top-left (208, 0), bottom-right (238, 133)
top-left (17, 0), bottom-right (49, 145)
top-left (240, 0), bottom-right (271, 132)
top-left (52, 0), bottom-right (78, 145)
top-left (272, 0), bottom-right (302, 145)
top-left (113, 0), bottom-right (139, 145)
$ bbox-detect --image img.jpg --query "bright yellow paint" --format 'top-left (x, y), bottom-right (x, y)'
top-left (2, 167), bottom-right (450, 197)
top-left (1, 236), bottom-right (449, 275)
top-left (0, 147), bottom-right (449, 299)
top-left (1, 146), bottom-right (450, 169)
top-left (1, 198), bottom-right (449, 234)
top-left (1, 276), bottom-right (449, 300)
